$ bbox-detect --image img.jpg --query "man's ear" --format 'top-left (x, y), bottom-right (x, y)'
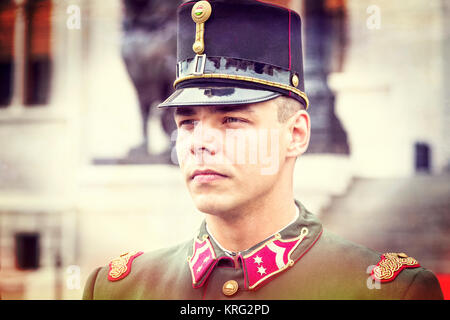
top-left (285, 110), bottom-right (310, 158)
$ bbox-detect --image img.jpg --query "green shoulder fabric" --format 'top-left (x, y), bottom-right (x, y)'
top-left (82, 267), bottom-right (101, 300)
top-left (402, 269), bottom-right (444, 300)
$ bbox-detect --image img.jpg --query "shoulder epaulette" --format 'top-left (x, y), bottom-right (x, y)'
top-left (108, 251), bottom-right (144, 282)
top-left (371, 252), bottom-right (420, 283)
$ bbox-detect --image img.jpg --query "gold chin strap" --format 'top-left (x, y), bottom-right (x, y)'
top-left (173, 73), bottom-right (310, 110)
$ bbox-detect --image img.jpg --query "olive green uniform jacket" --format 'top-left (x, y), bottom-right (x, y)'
top-left (83, 201), bottom-right (443, 300)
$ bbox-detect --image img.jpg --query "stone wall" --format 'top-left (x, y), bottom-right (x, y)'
top-left (329, 0), bottom-right (449, 177)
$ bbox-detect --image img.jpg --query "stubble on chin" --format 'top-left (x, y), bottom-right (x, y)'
top-left (194, 193), bottom-right (251, 222)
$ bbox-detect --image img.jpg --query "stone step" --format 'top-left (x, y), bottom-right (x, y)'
top-left (321, 173), bottom-right (450, 273)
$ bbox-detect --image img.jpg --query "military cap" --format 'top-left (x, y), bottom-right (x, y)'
top-left (158, 0), bottom-right (309, 109)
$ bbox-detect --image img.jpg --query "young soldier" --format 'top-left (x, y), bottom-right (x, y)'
top-left (83, 0), bottom-right (443, 299)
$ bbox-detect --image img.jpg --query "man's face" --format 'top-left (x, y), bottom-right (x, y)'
top-left (174, 99), bottom-right (290, 216)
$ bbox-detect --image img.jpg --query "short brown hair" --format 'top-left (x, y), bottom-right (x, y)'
top-left (275, 96), bottom-right (306, 123)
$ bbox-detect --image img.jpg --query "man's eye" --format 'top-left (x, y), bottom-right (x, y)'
top-left (223, 117), bottom-right (246, 124)
top-left (178, 119), bottom-right (197, 127)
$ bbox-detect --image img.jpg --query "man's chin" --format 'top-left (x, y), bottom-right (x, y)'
top-left (191, 193), bottom-right (237, 215)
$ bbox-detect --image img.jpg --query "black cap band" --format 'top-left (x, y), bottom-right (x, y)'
top-left (173, 56), bottom-right (309, 108)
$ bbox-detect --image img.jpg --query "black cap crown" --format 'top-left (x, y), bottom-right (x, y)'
top-left (159, 0), bottom-right (308, 109)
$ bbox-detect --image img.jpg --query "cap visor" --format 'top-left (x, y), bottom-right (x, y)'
top-left (158, 87), bottom-right (280, 108)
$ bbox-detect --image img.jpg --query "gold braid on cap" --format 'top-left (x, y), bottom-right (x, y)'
top-left (174, 73), bottom-right (310, 109)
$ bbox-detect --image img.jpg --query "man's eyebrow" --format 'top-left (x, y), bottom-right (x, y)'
top-left (212, 105), bottom-right (254, 114)
top-left (174, 107), bottom-right (196, 116)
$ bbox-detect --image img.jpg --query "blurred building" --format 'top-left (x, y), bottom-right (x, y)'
top-left (0, 0), bottom-right (448, 299)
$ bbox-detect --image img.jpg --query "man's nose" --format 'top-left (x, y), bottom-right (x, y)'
top-left (190, 121), bottom-right (221, 157)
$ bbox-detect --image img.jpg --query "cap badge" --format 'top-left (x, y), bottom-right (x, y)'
top-left (191, 1), bottom-right (212, 54)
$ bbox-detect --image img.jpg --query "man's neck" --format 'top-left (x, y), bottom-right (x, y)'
top-left (204, 192), bottom-right (298, 253)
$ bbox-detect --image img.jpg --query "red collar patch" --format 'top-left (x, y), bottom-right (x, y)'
top-left (242, 227), bottom-right (309, 290)
top-left (187, 227), bottom-right (312, 291)
top-left (188, 236), bottom-right (217, 288)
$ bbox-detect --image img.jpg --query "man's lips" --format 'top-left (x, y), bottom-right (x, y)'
top-left (190, 169), bottom-right (228, 183)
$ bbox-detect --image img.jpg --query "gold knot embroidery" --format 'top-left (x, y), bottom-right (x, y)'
top-left (372, 252), bottom-right (420, 282)
top-left (108, 251), bottom-right (143, 281)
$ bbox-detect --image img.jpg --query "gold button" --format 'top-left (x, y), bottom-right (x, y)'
top-left (291, 74), bottom-right (299, 87)
top-left (397, 253), bottom-right (408, 258)
top-left (222, 280), bottom-right (238, 296)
